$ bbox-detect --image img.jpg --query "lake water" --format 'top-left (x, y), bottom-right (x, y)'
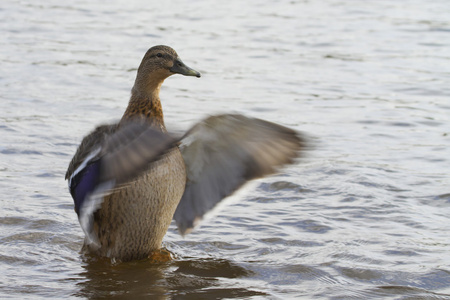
top-left (1, 0), bottom-right (450, 299)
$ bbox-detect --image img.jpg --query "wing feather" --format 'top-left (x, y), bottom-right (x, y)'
top-left (174, 114), bottom-right (306, 235)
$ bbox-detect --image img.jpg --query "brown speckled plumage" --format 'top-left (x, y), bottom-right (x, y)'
top-left (85, 149), bottom-right (186, 261)
top-left (122, 94), bottom-right (165, 130)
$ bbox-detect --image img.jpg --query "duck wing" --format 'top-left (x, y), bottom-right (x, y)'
top-left (174, 114), bottom-right (306, 235)
top-left (66, 121), bottom-right (178, 245)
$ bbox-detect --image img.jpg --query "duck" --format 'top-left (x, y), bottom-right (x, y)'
top-left (65, 45), bottom-right (305, 262)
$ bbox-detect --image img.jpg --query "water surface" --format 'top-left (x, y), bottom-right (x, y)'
top-left (1, 0), bottom-right (450, 299)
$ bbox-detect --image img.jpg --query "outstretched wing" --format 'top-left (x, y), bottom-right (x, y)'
top-left (66, 121), bottom-right (179, 245)
top-left (174, 114), bottom-right (306, 235)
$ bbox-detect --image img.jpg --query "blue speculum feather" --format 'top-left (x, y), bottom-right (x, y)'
top-left (70, 160), bottom-right (101, 216)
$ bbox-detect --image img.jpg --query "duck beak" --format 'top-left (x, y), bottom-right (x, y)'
top-left (170, 58), bottom-right (201, 78)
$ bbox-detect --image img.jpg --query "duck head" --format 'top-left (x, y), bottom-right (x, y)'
top-left (134, 45), bottom-right (200, 92)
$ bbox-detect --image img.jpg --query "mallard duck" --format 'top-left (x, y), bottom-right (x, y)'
top-left (66, 45), bottom-right (305, 262)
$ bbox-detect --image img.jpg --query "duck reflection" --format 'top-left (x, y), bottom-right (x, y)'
top-left (75, 254), bottom-right (167, 299)
top-left (75, 254), bottom-right (267, 299)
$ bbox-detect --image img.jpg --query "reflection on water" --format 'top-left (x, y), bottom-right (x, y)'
top-left (76, 256), bottom-right (263, 299)
top-left (1, 0), bottom-right (450, 298)
top-left (76, 257), bottom-right (167, 299)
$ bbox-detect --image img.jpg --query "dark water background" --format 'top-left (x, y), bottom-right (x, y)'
top-left (1, 0), bottom-right (449, 299)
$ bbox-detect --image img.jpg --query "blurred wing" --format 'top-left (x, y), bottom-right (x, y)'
top-left (99, 121), bottom-right (179, 186)
top-left (67, 121), bottom-right (179, 245)
top-left (174, 114), bottom-right (306, 235)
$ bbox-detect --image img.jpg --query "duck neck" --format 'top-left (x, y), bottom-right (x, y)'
top-left (121, 81), bottom-right (166, 131)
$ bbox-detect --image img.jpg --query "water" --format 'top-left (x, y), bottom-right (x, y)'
top-left (1, 0), bottom-right (450, 298)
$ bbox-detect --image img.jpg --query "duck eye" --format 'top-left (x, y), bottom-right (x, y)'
top-left (156, 53), bottom-right (163, 58)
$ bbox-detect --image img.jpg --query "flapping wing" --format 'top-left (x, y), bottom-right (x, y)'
top-left (66, 121), bottom-right (179, 245)
top-left (174, 114), bottom-right (306, 235)
top-left (99, 121), bottom-right (179, 186)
